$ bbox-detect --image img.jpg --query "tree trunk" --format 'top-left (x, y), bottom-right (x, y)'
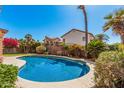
top-left (121, 35), bottom-right (124, 44)
top-left (82, 6), bottom-right (88, 58)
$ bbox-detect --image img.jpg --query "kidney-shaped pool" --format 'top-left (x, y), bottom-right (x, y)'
top-left (18, 56), bottom-right (90, 82)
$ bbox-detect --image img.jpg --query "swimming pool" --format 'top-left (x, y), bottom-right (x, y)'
top-left (18, 56), bottom-right (90, 82)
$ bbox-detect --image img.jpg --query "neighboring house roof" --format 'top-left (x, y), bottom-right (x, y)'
top-left (43, 36), bottom-right (61, 42)
top-left (61, 29), bottom-right (94, 38)
top-left (0, 28), bottom-right (8, 34)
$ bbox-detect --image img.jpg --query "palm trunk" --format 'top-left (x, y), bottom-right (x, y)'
top-left (121, 35), bottom-right (124, 44)
top-left (82, 6), bottom-right (88, 58)
top-left (0, 6), bottom-right (2, 13)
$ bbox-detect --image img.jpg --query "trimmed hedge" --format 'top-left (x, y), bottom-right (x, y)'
top-left (95, 51), bottom-right (124, 88)
top-left (0, 64), bottom-right (18, 88)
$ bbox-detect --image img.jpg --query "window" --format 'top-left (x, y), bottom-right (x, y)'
top-left (82, 37), bottom-right (85, 41)
top-left (63, 39), bottom-right (65, 42)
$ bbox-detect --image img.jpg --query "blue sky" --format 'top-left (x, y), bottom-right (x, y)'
top-left (0, 5), bottom-right (123, 43)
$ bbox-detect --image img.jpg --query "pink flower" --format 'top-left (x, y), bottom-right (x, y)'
top-left (3, 38), bottom-right (19, 48)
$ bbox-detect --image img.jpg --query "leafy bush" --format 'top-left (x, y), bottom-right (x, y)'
top-left (59, 42), bottom-right (69, 50)
top-left (95, 51), bottom-right (124, 88)
top-left (108, 43), bottom-right (119, 51)
top-left (108, 43), bottom-right (124, 51)
top-left (36, 45), bottom-right (46, 54)
top-left (67, 44), bottom-right (85, 57)
top-left (87, 40), bottom-right (107, 59)
top-left (0, 64), bottom-right (18, 88)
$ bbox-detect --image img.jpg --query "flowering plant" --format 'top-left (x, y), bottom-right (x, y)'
top-left (3, 38), bottom-right (19, 48)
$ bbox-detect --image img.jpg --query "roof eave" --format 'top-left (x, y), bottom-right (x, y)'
top-left (61, 29), bottom-right (94, 38)
top-left (0, 28), bottom-right (8, 34)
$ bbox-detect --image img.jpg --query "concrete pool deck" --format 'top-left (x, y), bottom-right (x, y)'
top-left (3, 55), bottom-right (95, 88)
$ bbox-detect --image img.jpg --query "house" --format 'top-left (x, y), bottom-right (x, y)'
top-left (61, 29), bottom-right (94, 46)
top-left (43, 36), bottom-right (63, 55)
top-left (43, 36), bottom-right (61, 45)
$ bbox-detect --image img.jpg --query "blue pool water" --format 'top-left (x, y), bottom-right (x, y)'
top-left (18, 56), bottom-right (90, 82)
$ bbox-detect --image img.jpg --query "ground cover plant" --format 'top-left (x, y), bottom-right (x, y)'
top-left (0, 64), bottom-right (18, 88)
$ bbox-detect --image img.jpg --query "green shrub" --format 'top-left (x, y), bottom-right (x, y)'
top-left (59, 42), bottom-right (69, 50)
top-left (87, 40), bottom-right (107, 59)
top-left (95, 51), bottom-right (124, 88)
top-left (36, 45), bottom-right (46, 54)
top-left (44, 52), bottom-right (49, 55)
top-left (67, 44), bottom-right (84, 57)
top-left (118, 44), bottom-right (124, 51)
top-left (0, 64), bottom-right (18, 88)
top-left (108, 43), bottom-right (119, 51)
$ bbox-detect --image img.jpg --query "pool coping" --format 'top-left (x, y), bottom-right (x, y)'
top-left (3, 55), bottom-right (95, 88)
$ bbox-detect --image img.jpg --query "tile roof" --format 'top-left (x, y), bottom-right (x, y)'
top-left (61, 29), bottom-right (94, 38)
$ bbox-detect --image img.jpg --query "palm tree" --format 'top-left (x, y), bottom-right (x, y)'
top-left (25, 34), bottom-right (32, 41)
top-left (78, 5), bottom-right (88, 58)
top-left (24, 34), bottom-right (33, 53)
top-left (103, 9), bottom-right (124, 44)
top-left (19, 39), bottom-right (26, 53)
top-left (95, 34), bottom-right (109, 42)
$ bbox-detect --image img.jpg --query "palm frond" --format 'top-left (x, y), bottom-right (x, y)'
top-left (115, 9), bottom-right (124, 17)
top-left (78, 5), bottom-right (84, 9)
top-left (103, 20), bottom-right (113, 31)
top-left (104, 13), bottom-right (113, 20)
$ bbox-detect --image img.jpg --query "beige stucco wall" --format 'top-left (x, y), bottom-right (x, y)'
top-left (0, 32), bottom-right (3, 55)
top-left (0, 30), bottom-right (7, 62)
top-left (62, 30), bottom-right (94, 46)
